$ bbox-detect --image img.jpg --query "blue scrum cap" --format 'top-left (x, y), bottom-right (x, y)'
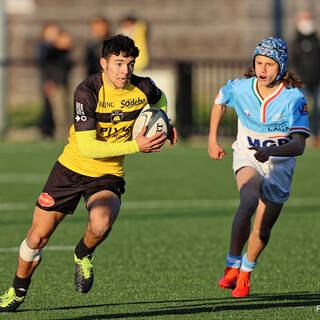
top-left (253, 37), bottom-right (288, 81)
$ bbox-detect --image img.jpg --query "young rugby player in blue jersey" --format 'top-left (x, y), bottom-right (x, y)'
top-left (208, 37), bottom-right (310, 297)
top-left (0, 34), bottom-right (177, 312)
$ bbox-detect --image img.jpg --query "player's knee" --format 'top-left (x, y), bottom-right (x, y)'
top-left (19, 239), bottom-right (43, 262)
top-left (91, 215), bottom-right (113, 238)
top-left (238, 195), bottom-right (259, 216)
top-left (237, 201), bottom-right (257, 221)
top-left (27, 229), bottom-right (50, 249)
top-left (259, 228), bottom-right (271, 244)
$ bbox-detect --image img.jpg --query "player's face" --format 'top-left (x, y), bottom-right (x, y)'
top-left (100, 52), bottom-right (135, 89)
top-left (254, 55), bottom-right (279, 86)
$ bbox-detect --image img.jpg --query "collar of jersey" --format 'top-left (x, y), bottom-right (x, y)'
top-left (252, 77), bottom-right (284, 104)
top-left (252, 77), bottom-right (285, 123)
top-left (101, 73), bottom-right (131, 93)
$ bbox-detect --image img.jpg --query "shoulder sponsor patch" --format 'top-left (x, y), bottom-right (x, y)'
top-left (299, 104), bottom-right (308, 115)
top-left (75, 101), bottom-right (87, 121)
top-left (38, 192), bottom-right (55, 207)
top-left (76, 102), bottom-right (85, 115)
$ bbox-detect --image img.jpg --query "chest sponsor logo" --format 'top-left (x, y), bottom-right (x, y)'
top-left (99, 101), bottom-right (115, 108)
top-left (99, 125), bottom-right (132, 140)
top-left (121, 97), bottom-right (145, 108)
top-left (267, 122), bottom-right (289, 132)
top-left (248, 136), bottom-right (289, 148)
top-left (75, 102), bottom-right (87, 121)
top-left (111, 110), bottom-right (124, 124)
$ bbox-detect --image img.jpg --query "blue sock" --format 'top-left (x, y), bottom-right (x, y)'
top-left (226, 253), bottom-right (242, 268)
top-left (240, 253), bottom-right (257, 272)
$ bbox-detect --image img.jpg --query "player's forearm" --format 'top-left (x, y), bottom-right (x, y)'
top-left (76, 130), bottom-right (139, 158)
top-left (267, 134), bottom-right (306, 157)
top-left (209, 104), bottom-right (226, 143)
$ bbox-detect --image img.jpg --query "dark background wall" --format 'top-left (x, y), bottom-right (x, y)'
top-left (4, 0), bottom-right (320, 106)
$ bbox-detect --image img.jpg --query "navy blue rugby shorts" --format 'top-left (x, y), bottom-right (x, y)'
top-left (36, 161), bottom-right (125, 214)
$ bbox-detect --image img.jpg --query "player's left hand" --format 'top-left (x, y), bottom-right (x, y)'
top-left (167, 125), bottom-right (178, 147)
top-left (248, 146), bottom-right (270, 163)
top-left (136, 126), bottom-right (167, 152)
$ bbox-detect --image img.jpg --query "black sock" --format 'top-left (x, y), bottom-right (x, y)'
top-left (12, 275), bottom-right (31, 297)
top-left (75, 237), bottom-right (96, 260)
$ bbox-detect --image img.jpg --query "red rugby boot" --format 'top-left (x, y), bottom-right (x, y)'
top-left (231, 269), bottom-right (251, 297)
top-left (219, 267), bottom-right (239, 289)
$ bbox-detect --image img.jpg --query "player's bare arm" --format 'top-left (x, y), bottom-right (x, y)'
top-left (208, 103), bottom-right (227, 160)
top-left (249, 133), bottom-right (306, 163)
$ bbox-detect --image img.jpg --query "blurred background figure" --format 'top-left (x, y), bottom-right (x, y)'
top-left (118, 16), bottom-right (149, 73)
top-left (85, 16), bottom-right (111, 76)
top-left (36, 23), bottom-right (73, 140)
top-left (292, 10), bottom-right (320, 146)
top-left (36, 22), bottom-right (59, 138)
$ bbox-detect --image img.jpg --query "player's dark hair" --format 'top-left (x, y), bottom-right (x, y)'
top-left (101, 34), bottom-right (139, 59)
top-left (244, 66), bottom-right (303, 88)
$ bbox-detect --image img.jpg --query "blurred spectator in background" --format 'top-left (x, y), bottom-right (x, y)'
top-left (86, 16), bottom-right (111, 76)
top-left (36, 22), bottom-right (59, 138)
top-left (118, 16), bottom-right (149, 73)
top-left (36, 23), bottom-right (73, 140)
top-left (292, 11), bottom-right (320, 146)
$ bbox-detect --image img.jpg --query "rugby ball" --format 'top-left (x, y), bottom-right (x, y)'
top-left (132, 107), bottom-right (170, 139)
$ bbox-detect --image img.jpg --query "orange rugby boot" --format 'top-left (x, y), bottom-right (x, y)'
top-left (231, 269), bottom-right (251, 297)
top-left (219, 267), bottom-right (239, 289)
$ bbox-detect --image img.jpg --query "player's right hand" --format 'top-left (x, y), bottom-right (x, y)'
top-left (135, 126), bottom-right (167, 153)
top-left (208, 142), bottom-right (227, 160)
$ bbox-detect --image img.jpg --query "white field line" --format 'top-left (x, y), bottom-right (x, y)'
top-left (0, 197), bottom-right (319, 212)
top-left (0, 173), bottom-right (47, 184)
top-left (0, 203), bottom-right (30, 210)
top-left (1, 199), bottom-right (238, 212)
top-left (0, 197), bottom-right (319, 253)
top-left (0, 245), bottom-right (75, 253)
top-left (1, 174), bottom-right (319, 208)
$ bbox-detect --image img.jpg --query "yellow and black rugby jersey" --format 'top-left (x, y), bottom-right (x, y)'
top-left (58, 72), bottom-right (165, 177)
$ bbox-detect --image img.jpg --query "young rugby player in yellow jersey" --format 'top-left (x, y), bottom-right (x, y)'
top-left (0, 34), bottom-right (178, 312)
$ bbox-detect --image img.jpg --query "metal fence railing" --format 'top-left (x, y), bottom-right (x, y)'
top-left (3, 57), bottom-right (251, 139)
top-left (175, 59), bottom-right (250, 138)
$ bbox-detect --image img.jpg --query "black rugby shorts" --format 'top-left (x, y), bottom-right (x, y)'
top-left (36, 161), bottom-right (125, 214)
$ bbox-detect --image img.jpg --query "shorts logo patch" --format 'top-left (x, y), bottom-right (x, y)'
top-left (38, 192), bottom-right (55, 207)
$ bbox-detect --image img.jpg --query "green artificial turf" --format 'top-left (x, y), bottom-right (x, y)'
top-left (0, 140), bottom-right (319, 319)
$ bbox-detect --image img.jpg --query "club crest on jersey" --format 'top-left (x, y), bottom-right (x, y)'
top-left (272, 113), bottom-right (285, 122)
top-left (299, 105), bottom-right (308, 115)
top-left (111, 110), bottom-right (124, 123)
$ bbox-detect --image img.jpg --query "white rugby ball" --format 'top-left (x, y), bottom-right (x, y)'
top-left (132, 107), bottom-right (170, 139)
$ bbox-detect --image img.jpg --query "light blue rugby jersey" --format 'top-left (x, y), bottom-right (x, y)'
top-left (215, 76), bottom-right (310, 162)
